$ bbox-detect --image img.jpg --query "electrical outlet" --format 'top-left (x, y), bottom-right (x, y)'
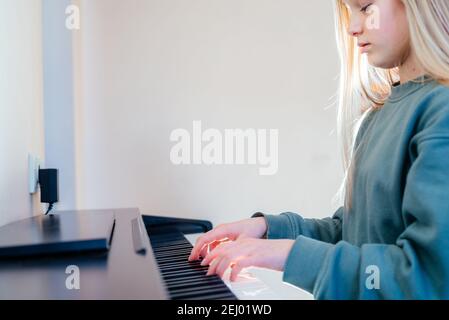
top-left (28, 154), bottom-right (41, 194)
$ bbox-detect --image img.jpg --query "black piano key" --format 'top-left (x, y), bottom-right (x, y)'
top-left (164, 273), bottom-right (221, 285)
top-left (155, 249), bottom-right (191, 256)
top-left (170, 283), bottom-right (232, 296)
top-left (165, 278), bottom-right (224, 290)
top-left (159, 266), bottom-right (208, 274)
top-left (154, 251), bottom-right (193, 259)
top-left (153, 245), bottom-right (189, 251)
top-left (154, 250), bottom-right (193, 257)
top-left (162, 269), bottom-right (209, 280)
top-left (153, 244), bottom-right (193, 251)
top-left (158, 260), bottom-right (203, 269)
top-left (156, 256), bottom-right (193, 264)
top-left (160, 263), bottom-right (209, 272)
top-left (158, 262), bottom-right (203, 271)
top-left (151, 238), bottom-right (185, 245)
top-left (159, 264), bottom-right (209, 273)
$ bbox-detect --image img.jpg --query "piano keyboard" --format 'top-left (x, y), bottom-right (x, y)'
top-left (148, 228), bottom-right (237, 300)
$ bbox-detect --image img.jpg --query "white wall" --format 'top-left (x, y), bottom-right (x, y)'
top-left (68, 0), bottom-right (343, 224)
top-left (42, 0), bottom-right (77, 210)
top-left (0, 0), bottom-right (45, 226)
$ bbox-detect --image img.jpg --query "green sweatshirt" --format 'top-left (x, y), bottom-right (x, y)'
top-left (255, 75), bottom-right (449, 299)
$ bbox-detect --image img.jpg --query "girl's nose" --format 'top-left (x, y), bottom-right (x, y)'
top-left (347, 16), bottom-right (363, 37)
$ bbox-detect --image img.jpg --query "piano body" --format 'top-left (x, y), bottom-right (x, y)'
top-left (0, 208), bottom-right (313, 300)
top-left (0, 208), bottom-right (236, 299)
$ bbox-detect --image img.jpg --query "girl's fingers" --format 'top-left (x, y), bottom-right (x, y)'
top-left (230, 256), bottom-right (257, 282)
top-left (188, 232), bottom-right (215, 261)
top-left (205, 241), bottom-right (254, 278)
top-left (189, 229), bottom-right (228, 261)
top-left (198, 239), bottom-right (217, 259)
top-left (200, 238), bottom-right (265, 280)
top-left (215, 256), bottom-right (234, 278)
top-left (206, 255), bottom-right (224, 276)
top-left (201, 241), bottom-right (233, 266)
top-left (198, 244), bottom-right (209, 259)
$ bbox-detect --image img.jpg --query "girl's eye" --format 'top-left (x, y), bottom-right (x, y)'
top-left (360, 3), bottom-right (372, 13)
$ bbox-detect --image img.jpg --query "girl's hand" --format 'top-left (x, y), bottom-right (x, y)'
top-left (188, 217), bottom-right (268, 262)
top-left (200, 238), bottom-right (295, 281)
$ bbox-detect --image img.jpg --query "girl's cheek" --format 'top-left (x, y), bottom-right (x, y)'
top-left (377, 1), bottom-right (409, 46)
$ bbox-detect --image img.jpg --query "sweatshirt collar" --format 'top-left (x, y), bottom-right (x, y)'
top-left (388, 74), bottom-right (434, 102)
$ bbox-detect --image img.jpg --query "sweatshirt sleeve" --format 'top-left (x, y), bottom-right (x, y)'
top-left (252, 207), bottom-right (343, 244)
top-left (282, 97), bottom-right (449, 299)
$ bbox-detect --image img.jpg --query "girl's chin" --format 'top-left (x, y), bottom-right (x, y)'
top-left (367, 54), bottom-right (397, 69)
top-left (365, 49), bottom-right (403, 69)
top-left (367, 55), bottom-right (379, 67)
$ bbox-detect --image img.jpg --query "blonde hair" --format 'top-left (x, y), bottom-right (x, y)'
top-left (333, 0), bottom-right (449, 210)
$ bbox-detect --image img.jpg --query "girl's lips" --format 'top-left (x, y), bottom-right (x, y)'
top-left (360, 43), bottom-right (372, 53)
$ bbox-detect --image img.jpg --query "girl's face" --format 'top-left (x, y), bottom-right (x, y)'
top-left (344, 0), bottom-right (411, 69)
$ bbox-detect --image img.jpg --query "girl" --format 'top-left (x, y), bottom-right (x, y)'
top-left (189, 0), bottom-right (449, 299)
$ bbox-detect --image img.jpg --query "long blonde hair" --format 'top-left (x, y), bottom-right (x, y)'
top-left (333, 0), bottom-right (449, 210)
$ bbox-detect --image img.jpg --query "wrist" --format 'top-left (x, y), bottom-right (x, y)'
top-left (256, 217), bottom-right (268, 239)
top-left (251, 212), bottom-right (268, 238)
top-left (280, 239), bottom-right (295, 271)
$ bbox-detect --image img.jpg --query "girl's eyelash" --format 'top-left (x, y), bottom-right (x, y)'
top-left (360, 3), bottom-right (372, 13)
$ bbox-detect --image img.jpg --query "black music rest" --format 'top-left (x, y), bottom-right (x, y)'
top-left (0, 211), bottom-right (115, 258)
